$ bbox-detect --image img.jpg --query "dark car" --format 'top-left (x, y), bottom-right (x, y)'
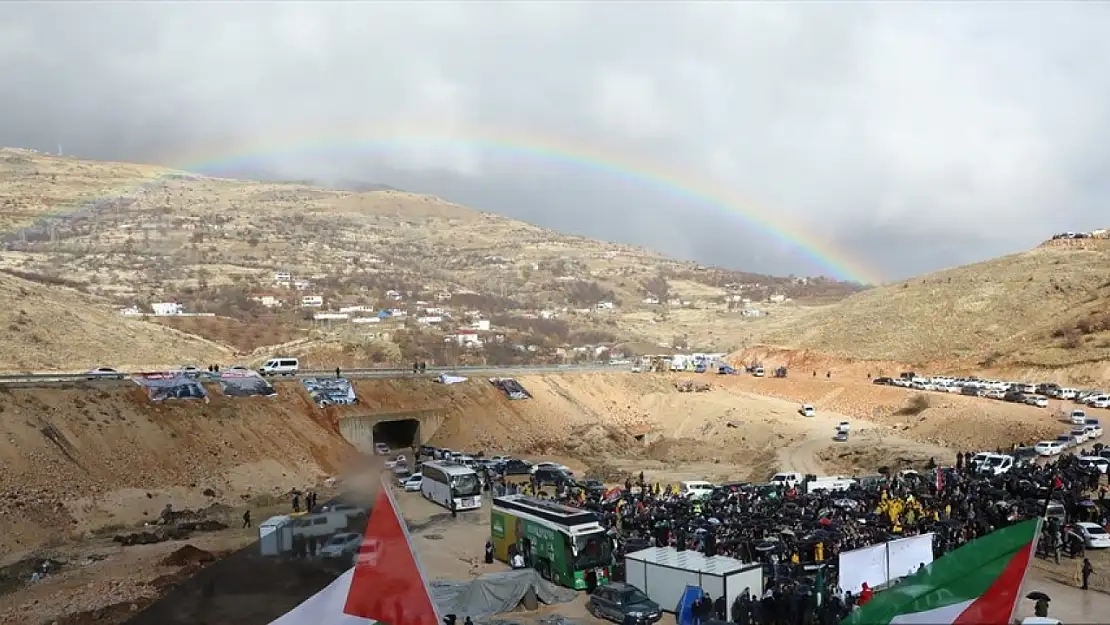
top-left (534, 468), bottom-right (572, 486)
top-left (501, 459), bottom-right (532, 475)
top-left (587, 582), bottom-right (662, 625)
top-left (575, 479), bottom-right (606, 495)
top-left (872, 377), bottom-right (892, 385)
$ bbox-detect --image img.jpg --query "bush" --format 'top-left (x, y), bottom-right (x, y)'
top-left (894, 394), bottom-right (930, 416)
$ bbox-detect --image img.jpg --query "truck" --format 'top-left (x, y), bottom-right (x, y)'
top-left (769, 472), bottom-right (857, 493)
top-left (491, 495), bottom-right (613, 590)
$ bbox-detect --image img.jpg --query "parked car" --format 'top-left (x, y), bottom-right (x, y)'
top-left (1077, 456), bottom-right (1110, 475)
top-left (1025, 396), bottom-right (1049, 408)
top-left (374, 443), bottom-right (391, 456)
top-left (872, 377), bottom-right (892, 385)
top-left (86, 366), bottom-right (125, 380)
top-left (1076, 522), bottom-right (1110, 549)
top-left (1034, 441), bottom-right (1065, 456)
top-left (403, 473), bottom-right (423, 491)
top-left (586, 582), bottom-right (662, 625)
top-left (318, 502), bottom-right (367, 520)
top-left (1085, 424), bottom-right (1103, 439)
top-left (534, 468), bottom-right (573, 487)
top-left (318, 532), bottom-right (363, 559)
top-left (799, 404), bottom-right (815, 417)
top-left (1070, 410), bottom-right (1088, 426)
top-left (500, 459), bottom-right (532, 475)
top-left (1071, 428), bottom-right (1090, 444)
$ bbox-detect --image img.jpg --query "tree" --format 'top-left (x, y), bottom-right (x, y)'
top-left (643, 274), bottom-right (670, 300)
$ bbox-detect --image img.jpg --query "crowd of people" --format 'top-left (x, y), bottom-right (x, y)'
top-left (486, 450), bottom-right (1109, 624)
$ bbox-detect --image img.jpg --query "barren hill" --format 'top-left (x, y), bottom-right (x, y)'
top-left (747, 238), bottom-right (1110, 380)
top-left (0, 270), bottom-right (230, 371)
top-left (0, 148), bottom-right (862, 367)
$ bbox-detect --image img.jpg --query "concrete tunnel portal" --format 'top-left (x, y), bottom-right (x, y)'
top-left (338, 409), bottom-right (446, 455)
top-left (372, 419), bottom-right (420, 451)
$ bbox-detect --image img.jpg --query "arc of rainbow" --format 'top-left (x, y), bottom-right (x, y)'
top-left (8, 124), bottom-right (882, 284)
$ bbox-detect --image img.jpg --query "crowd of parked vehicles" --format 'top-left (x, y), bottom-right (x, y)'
top-left (872, 372), bottom-right (1110, 409)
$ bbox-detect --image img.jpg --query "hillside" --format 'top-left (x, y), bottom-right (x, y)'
top-left (0, 147), bottom-right (862, 369)
top-left (0, 270), bottom-right (230, 371)
top-left (747, 238), bottom-right (1110, 379)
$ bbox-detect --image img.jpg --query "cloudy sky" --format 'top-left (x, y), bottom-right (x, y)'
top-left (4, 3), bottom-right (1110, 283)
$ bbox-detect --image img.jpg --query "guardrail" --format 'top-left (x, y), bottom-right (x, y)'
top-left (0, 363), bottom-right (622, 385)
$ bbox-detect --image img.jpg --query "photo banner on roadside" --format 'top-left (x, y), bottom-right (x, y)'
top-left (302, 377), bottom-right (358, 407)
top-left (131, 372), bottom-right (209, 402)
top-left (217, 370), bottom-right (277, 398)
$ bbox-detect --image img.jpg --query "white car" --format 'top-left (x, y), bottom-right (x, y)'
top-left (1085, 424), bottom-right (1103, 439)
top-left (1071, 428), bottom-right (1090, 444)
top-left (532, 462), bottom-right (572, 474)
top-left (1078, 456), bottom-right (1110, 475)
top-left (86, 366), bottom-right (125, 380)
top-left (1034, 441), bottom-right (1064, 456)
top-left (319, 532), bottom-right (364, 559)
top-left (1092, 398), bottom-right (1110, 409)
top-left (374, 443), bottom-right (390, 456)
top-left (403, 473), bottom-right (423, 491)
top-left (836, 421), bottom-right (850, 433)
top-left (1076, 522), bottom-right (1110, 549)
top-left (1071, 410), bottom-right (1088, 426)
top-left (799, 404), bottom-right (815, 417)
top-left (1026, 396), bottom-right (1049, 408)
top-left (385, 454), bottom-right (407, 469)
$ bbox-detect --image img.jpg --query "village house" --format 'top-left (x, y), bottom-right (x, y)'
top-left (385, 289), bottom-right (404, 301)
top-left (471, 319), bottom-right (491, 331)
top-left (151, 302), bottom-right (184, 316)
top-left (351, 316), bottom-right (381, 324)
top-left (539, 309), bottom-right (558, 320)
top-left (446, 329), bottom-right (483, 348)
top-left (339, 305), bottom-right (374, 314)
top-left (768, 293), bottom-right (787, 303)
top-left (273, 271), bottom-right (292, 283)
top-left (741, 308), bottom-right (763, 317)
top-left (301, 295), bottom-right (324, 308)
top-left (252, 293), bottom-right (283, 308)
top-left (293, 279), bottom-right (313, 290)
top-left (642, 296), bottom-right (660, 305)
top-left (417, 315), bottom-right (443, 325)
top-left (595, 301), bottom-right (615, 311)
top-left (119, 305), bottom-right (143, 317)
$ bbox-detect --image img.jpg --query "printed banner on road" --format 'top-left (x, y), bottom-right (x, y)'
top-left (217, 370), bottom-right (277, 398)
top-left (302, 377), bottom-right (358, 407)
top-left (131, 372), bottom-right (208, 402)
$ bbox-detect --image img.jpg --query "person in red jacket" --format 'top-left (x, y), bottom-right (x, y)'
top-left (859, 583), bottom-right (874, 606)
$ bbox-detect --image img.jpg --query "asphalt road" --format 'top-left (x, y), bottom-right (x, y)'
top-left (0, 363), bottom-right (622, 387)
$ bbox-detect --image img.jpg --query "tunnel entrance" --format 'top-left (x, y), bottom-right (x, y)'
top-left (372, 419), bottom-right (420, 452)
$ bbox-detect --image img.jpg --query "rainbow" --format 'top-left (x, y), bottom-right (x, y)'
top-left (20, 124), bottom-right (884, 284)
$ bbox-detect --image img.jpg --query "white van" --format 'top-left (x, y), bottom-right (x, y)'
top-left (679, 480), bottom-right (715, 499)
top-left (291, 511), bottom-right (350, 538)
top-left (770, 472), bottom-right (803, 488)
top-left (1071, 409), bottom-right (1088, 426)
top-left (259, 357), bottom-right (300, 376)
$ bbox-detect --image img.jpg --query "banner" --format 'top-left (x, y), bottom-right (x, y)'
top-left (302, 377), bottom-right (358, 407)
top-left (838, 533), bottom-right (935, 593)
top-left (217, 370), bottom-right (277, 398)
top-left (131, 372), bottom-right (208, 402)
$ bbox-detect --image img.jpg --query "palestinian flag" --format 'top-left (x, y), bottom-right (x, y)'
top-left (841, 519), bottom-right (1040, 625)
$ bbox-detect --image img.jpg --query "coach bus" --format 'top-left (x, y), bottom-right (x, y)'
top-left (420, 461), bottom-right (482, 511)
top-left (490, 494), bottom-right (613, 590)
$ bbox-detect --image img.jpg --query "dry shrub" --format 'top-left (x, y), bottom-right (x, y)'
top-left (894, 394), bottom-right (931, 417)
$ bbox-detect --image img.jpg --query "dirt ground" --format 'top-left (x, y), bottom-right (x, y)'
top-left (1, 370), bottom-right (1108, 623)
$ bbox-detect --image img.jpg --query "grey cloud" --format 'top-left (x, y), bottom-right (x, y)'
top-left (3, 3), bottom-right (1110, 283)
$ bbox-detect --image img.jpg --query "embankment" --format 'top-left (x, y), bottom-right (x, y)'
top-left (0, 373), bottom-right (672, 556)
top-left (736, 346), bottom-right (1110, 386)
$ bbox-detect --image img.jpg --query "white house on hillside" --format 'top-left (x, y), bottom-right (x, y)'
top-left (151, 302), bottom-right (184, 316)
top-left (301, 295), bottom-right (324, 307)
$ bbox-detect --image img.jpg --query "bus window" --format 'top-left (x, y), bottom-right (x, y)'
top-left (573, 533), bottom-right (613, 569)
top-left (451, 474), bottom-right (481, 497)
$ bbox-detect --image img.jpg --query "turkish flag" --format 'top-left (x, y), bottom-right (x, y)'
top-left (268, 476), bottom-right (441, 625)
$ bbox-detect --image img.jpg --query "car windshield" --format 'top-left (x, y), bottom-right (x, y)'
top-left (451, 474), bottom-right (481, 497)
top-left (573, 531), bottom-right (613, 569)
top-left (328, 534), bottom-right (353, 546)
top-left (987, 457), bottom-right (1005, 466)
top-left (621, 588), bottom-right (651, 605)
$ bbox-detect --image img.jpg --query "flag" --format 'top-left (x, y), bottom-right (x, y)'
top-left (841, 519), bottom-right (1041, 625)
top-left (268, 476), bottom-right (441, 625)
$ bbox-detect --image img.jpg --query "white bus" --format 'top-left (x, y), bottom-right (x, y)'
top-left (420, 461), bottom-right (482, 511)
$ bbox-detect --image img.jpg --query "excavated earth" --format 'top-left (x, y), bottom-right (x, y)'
top-left (1, 370), bottom-right (1104, 624)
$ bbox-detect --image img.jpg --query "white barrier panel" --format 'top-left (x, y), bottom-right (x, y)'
top-left (887, 534), bottom-right (934, 579)
top-left (838, 543), bottom-right (887, 594)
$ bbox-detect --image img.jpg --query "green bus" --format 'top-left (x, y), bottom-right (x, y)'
top-left (490, 494), bottom-right (614, 590)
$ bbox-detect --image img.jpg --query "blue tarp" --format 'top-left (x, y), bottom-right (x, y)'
top-left (675, 585), bottom-right (703, 625)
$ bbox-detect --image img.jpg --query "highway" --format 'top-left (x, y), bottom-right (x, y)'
top-left (0, 363), bottom-right (623, 387)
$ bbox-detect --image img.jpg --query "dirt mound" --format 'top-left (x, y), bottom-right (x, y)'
top-left (160, 545), bottom-right (217, 567)
top-left (0, 381), bottom-right (356, 555)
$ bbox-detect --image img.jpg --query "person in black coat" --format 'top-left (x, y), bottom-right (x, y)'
top-left (714, 595), bottom-right (727, 621)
